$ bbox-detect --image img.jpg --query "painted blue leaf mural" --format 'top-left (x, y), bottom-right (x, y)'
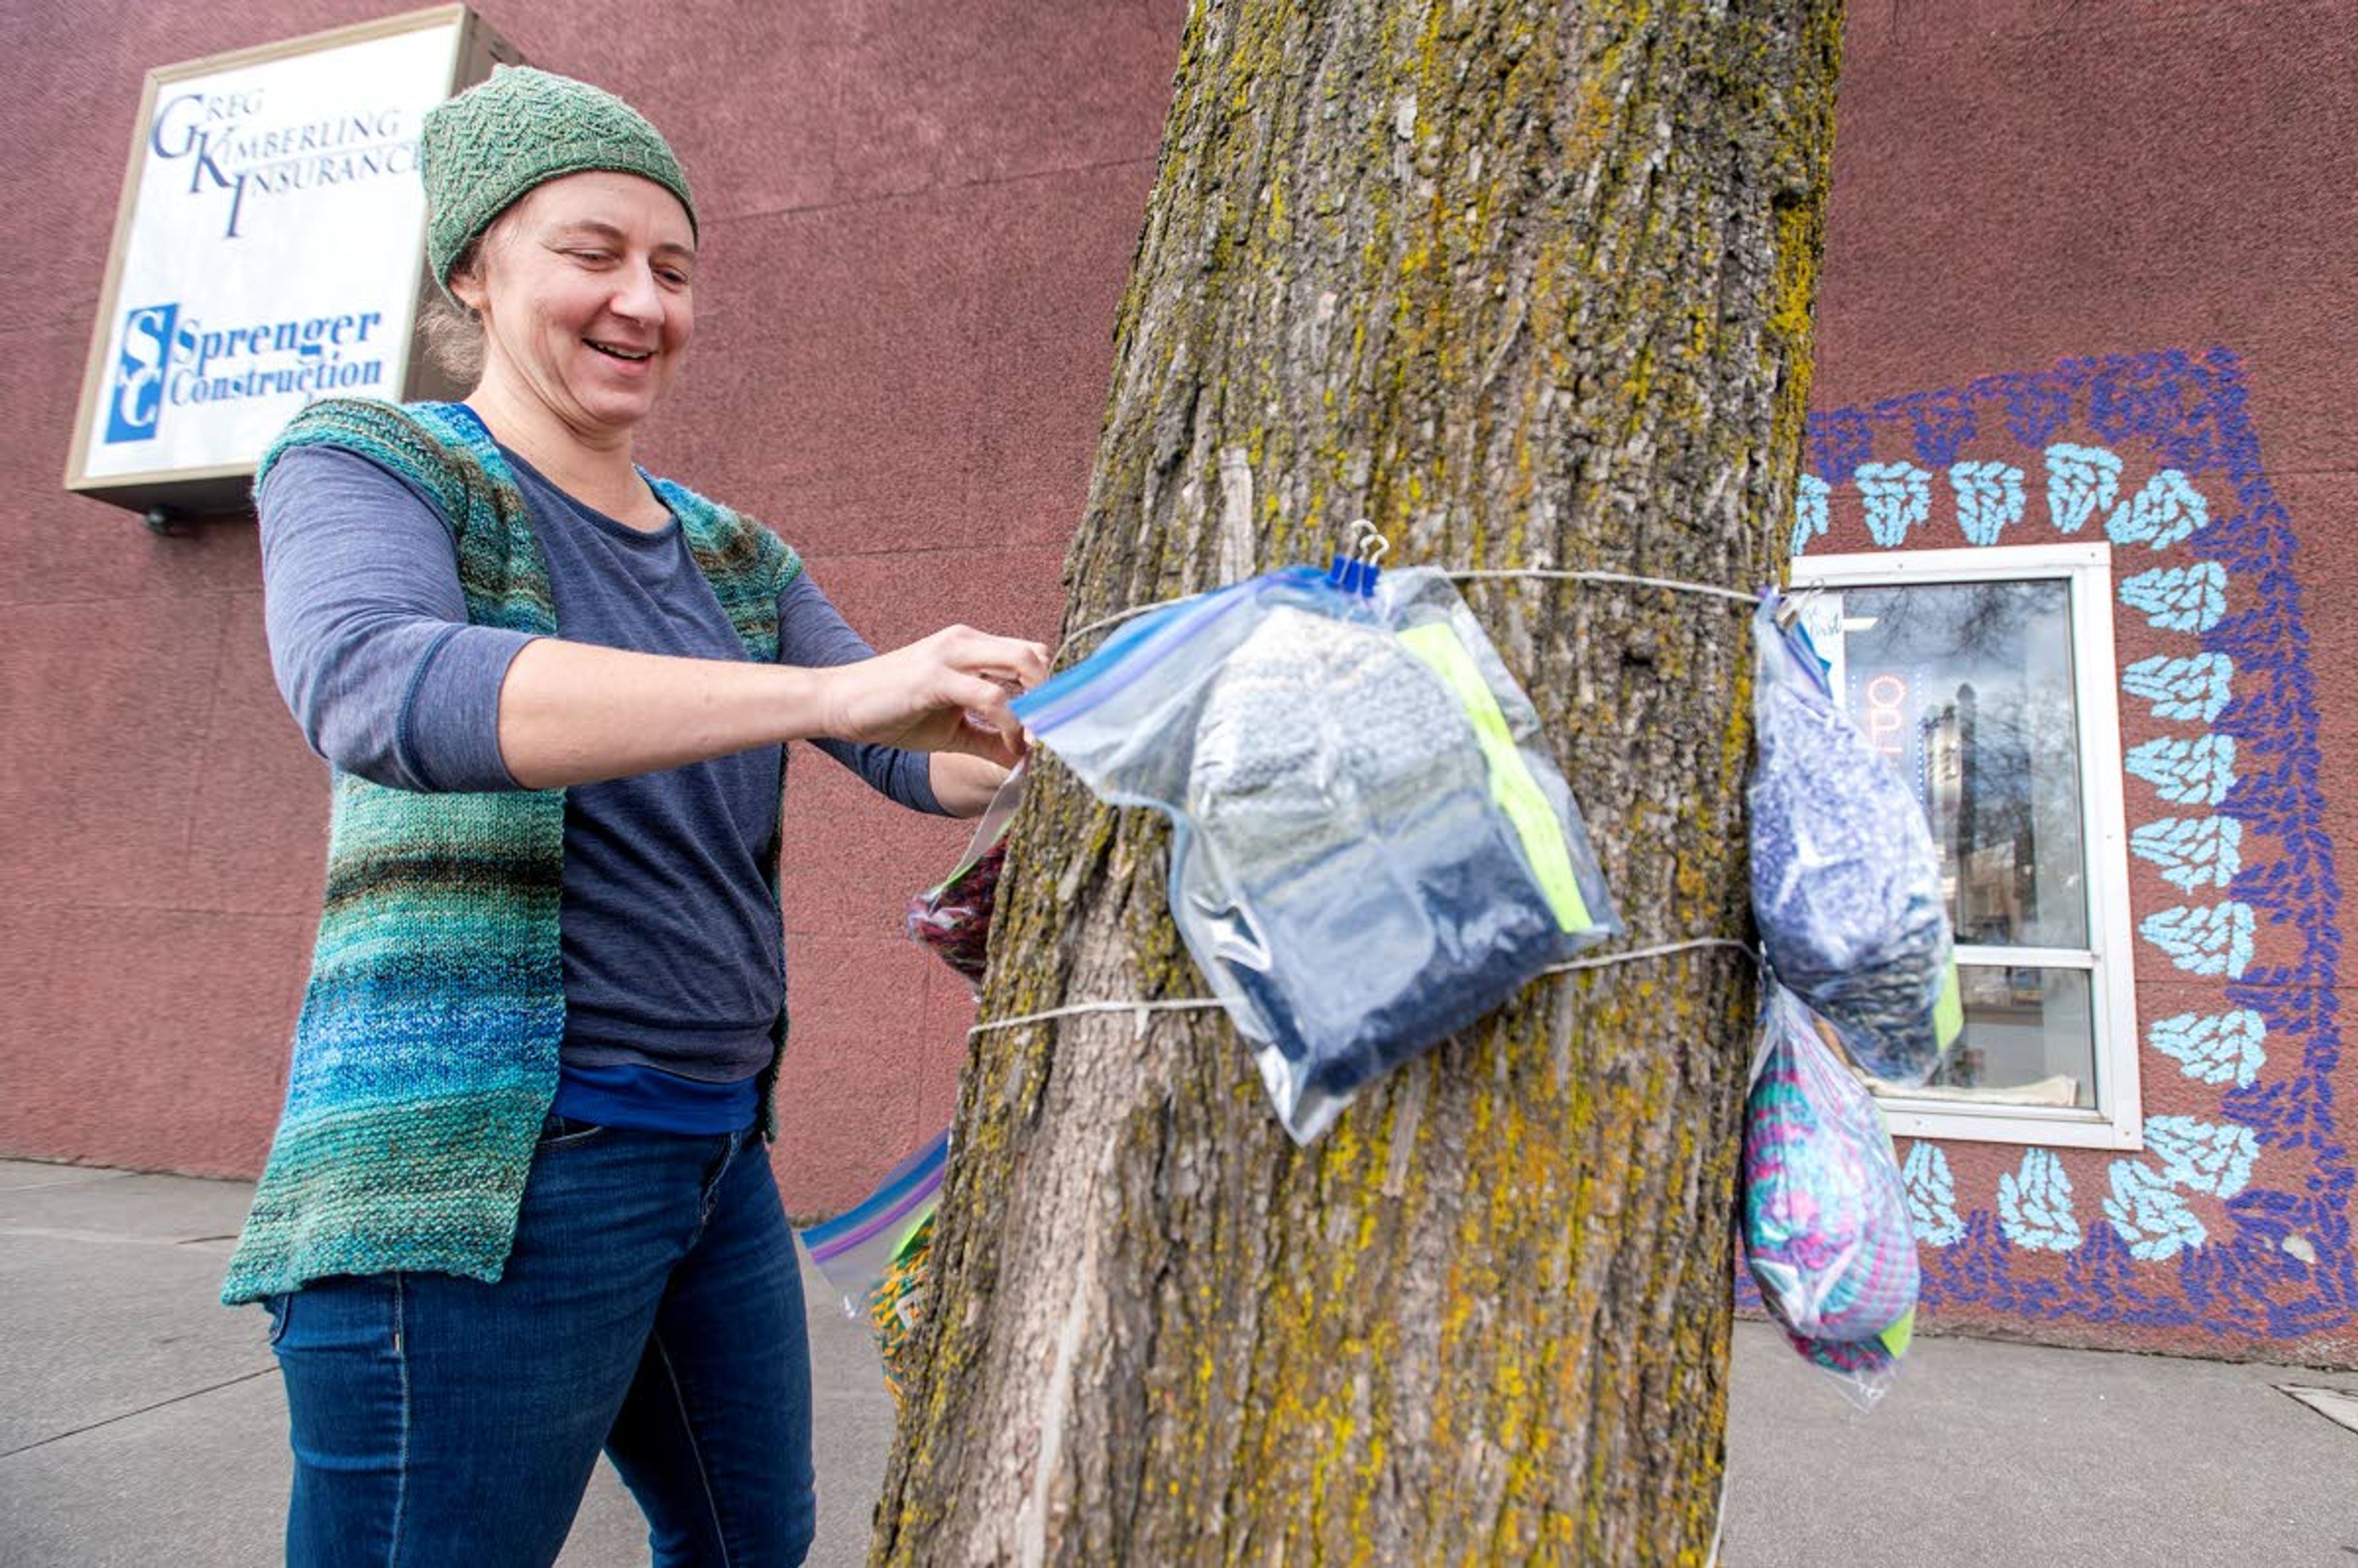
top-left (2124, 734), bottom-right (2237, 804)
top-left (1902, 1141), bottom-right (1964, 1247)
top-left (2104, 1162), bottom-right (2208, 1261)
top-left (2119, 562), bottom-right (2227, 634)
top-left (2045, 443), bottom-right (2122, 534)
top-left (2147, 1009), bottom-right (2267, 1087)
top-left (1792, 473), bottom-right (1830, 557)
top-left (1948, 460), bottom-right (2025, 546)
top-left (2130, 816), bottom-right (2243, 890)
top-left (1856, 461), bottom-right (1931, 548)
top-left (2139, 902), bottom-right (2257, 977)
top-left (1998, 1149), bottom-right (2082, 1251)
top-left (1796, 351), bottom-right (2346, 1334)
top-left (2144, 1116), bottom-right (2260, 1198)
top-left (2122, 651), bottom-right (2233, 723)
top-left (2106, 468), bottom-right (2209, 550)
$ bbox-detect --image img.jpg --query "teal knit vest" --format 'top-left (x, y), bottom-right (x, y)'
top-left (222, 398), bottom-right (801, 1306)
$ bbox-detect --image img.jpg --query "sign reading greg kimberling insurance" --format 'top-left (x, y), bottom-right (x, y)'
top-left (66, 6), bottom-right (519, 517)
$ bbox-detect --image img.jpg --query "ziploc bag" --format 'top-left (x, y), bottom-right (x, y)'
top-left (866, 1211), bottom-right (933, 1400)
top-left (1742, 984), bottom-right (1918, 1408)
top-left (1012, 565), bottom-right (1619, 1143)
top-left (1749, 598), bottom-right (1960, 1085)
top-left (907, 763), bottom-right (1026, 988)
top-left (800, 1130), bottom-right (946, 1396)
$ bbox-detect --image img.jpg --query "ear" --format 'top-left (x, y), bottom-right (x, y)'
top-left (448, 263), bottom-right (487, 320)
top-left (445, 230), bottom-right (496, 319)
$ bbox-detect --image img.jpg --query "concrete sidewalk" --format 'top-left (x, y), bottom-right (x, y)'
top-left (3, 1159), bottom-right (2352, 1566)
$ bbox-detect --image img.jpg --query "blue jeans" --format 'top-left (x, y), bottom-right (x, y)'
top-left (267, 1117), bottom-right (815, 1566)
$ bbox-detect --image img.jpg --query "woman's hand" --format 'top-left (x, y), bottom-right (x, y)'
top-left (815, 626), bottom-right (1051, 768)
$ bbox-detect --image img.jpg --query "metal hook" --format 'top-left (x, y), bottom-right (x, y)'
top-left (1348, 518), bottom-right (1391, 567)
top-left (1775, 583), bottom-right (1825, 630)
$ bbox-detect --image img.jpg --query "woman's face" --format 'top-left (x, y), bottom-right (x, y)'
top-left (456, 170), bottom-right (696, 437)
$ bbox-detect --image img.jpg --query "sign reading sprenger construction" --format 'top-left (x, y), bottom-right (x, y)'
top-left (65, 6), bottom-right (517, 517)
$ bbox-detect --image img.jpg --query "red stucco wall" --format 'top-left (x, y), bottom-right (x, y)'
top-left (2, 3), bottom-right (2351, 1356)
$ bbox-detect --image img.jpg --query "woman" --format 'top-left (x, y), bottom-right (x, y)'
top-left (222, 66), bottom-right (1045, 1566)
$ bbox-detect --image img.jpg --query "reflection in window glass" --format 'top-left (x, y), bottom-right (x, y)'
top-left (1911, 966), bottom-right (2098, 1108)
top-left (1821, 581), bottom-right (2088, 950)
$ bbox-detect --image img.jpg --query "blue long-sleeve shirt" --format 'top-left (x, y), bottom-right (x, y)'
top-left (259, 438), bottom-right (942, 1131)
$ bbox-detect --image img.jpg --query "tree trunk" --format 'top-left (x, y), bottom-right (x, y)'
top-left (873, 1), bottom-right (1840, 1562)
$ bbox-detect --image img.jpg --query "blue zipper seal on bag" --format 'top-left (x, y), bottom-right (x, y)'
top-left (1016, 566), bottom-right (1338, 734)
top-left (801, 1130), bottom-right (949, 1268)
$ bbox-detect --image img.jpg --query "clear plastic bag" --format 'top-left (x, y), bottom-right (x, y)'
top-left (1749, 598), bottom-right (1960, 1085)
top-left (799, 1130), bottom-right (946, 1398)
top-left (1013, 565), bottom-right (1619, 1143)
top-left (906, 763), bottom-right (1026, 988)
top-left (1743, 985), bottom-right (1919, 1408)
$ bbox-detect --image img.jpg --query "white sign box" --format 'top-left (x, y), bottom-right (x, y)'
top-left (65, 6), bottom-right (519, 516)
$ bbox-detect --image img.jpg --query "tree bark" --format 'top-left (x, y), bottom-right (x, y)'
top-left (873, 1), bottom-right (1841, 1562)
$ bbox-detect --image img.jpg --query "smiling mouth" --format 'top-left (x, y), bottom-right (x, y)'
top-left (586, 340), bottom-right (653, 362)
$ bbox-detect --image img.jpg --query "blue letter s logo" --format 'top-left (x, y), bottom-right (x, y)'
top-left (104, 303), bottom-right (178, 444)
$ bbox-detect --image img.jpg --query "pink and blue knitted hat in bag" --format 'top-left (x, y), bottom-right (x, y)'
top-left (1743, 984), bottom-right (1921, 1346)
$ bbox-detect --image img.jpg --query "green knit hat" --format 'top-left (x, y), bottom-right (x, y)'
top-left (421, 66), bottom-right (697, 297)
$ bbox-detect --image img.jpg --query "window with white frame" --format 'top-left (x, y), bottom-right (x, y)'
top-left (1788, 543), bottom-right (2142, 1150)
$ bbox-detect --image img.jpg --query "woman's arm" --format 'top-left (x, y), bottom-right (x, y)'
top-left (928, 753), bottom-right (1013, 817)
top-left (260, 447), bottom-right (535, 791)
top-left (492, 627), bottom-right (1043, 790)
top-left (261, 446), bottom-right (1045, 794)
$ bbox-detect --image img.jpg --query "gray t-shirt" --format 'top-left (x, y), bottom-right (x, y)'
top-left (258, 438), bottom-right (941, 1091)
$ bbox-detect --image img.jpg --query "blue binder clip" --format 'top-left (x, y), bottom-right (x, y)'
top-left (1329, 521), bottom-right (1387, 598)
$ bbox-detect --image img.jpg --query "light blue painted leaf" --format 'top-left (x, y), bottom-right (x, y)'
top-left (2122, 652), bottom-right (2233, 722)
top-left (2139, 902), bottom-right (2257, 977)
top-left (1856, 462), bottom-right (1932, 548)
top-left (1902, 1141), bottom-right (1964, 1247)
top-left (2147, 1009), bottom-right (2267, 1087)
top-left (2106, 468), bottom-right (2210, 550)
top-left (2103, 1161), bottom-right (2208, 1261)
top-left (2124, 735), bottom-right (2237, 804)
top-left (2119, 562), bottom-right (2227, 633)
top-left (1792, 473), bottom-right (1830, 557)
top-left (2045, 443), bottom-right (2122, 534)
top-left (1948, 460), bottom-right (2025, 547)
top-left (2144, 1115), bottom-right (2260, 1198)
top-left (2129, 816), bottom-right (2243, 891)
top-left (1998, 1148), bottom-right (2082, 1251)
